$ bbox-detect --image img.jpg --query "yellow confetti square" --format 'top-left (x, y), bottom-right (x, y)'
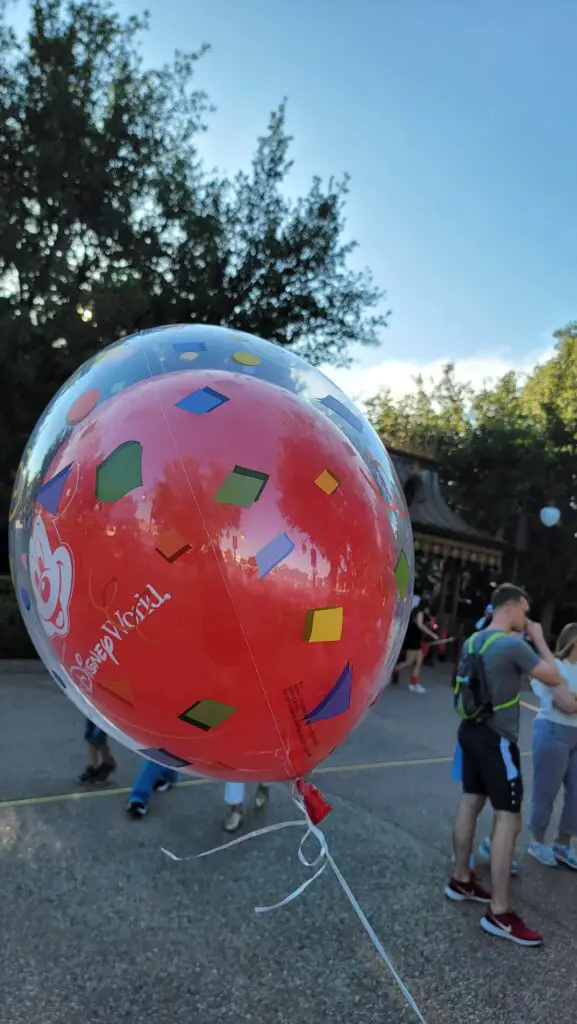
top-left (232, 351), bottom-right (261, 366)
top-left (315, 470), bottom-right (340, 495)
top-left (303, 607), bottom-right (344, 643)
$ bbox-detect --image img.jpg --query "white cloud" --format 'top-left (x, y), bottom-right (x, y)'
top-left (321, 344), bottom-right (554, 406)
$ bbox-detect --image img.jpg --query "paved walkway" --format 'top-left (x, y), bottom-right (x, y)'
top-left (1, 664), bottom-right (576, 1024)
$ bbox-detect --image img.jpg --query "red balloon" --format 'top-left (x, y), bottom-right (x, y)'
top-left (11, 327), bottom-right (413, 781)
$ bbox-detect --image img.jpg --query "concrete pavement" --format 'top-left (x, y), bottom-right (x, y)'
top-left (1, 664), bottom-right (576, 1024)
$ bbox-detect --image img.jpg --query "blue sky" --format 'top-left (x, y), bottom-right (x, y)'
top-left (11, 0), bottom-right (577, 398)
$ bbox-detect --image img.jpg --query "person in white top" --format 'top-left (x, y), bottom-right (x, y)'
top-left (529, 622), bottom-right (577, 869)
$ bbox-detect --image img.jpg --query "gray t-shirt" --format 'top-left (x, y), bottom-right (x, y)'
top-left (464, 629), bottom-right (540, 743)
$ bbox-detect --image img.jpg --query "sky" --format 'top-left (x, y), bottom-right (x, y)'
top-left (11, 0), bottom-right (577, 402)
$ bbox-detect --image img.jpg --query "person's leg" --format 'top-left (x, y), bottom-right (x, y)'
top-left (452, 793), bottom-right (486, 882)
top-left (529, 720), bottom-right (568, 865)
top-left (255, 783), bottom-right (269, 810)
top-left (223, 781), bottom-right (246, 833)
top-left (153, 768), bottom-right (180, 794)
top-left (127, 759), bottom-right (166, 817)
top-left (79, 720), bottom-right (110, 782)
top-left (490, 810), bottom-right (521, 914)
top-left (446, 722), bottom-right (491, 902)
top-left (479, 736), bottom-right (543, 945)
top-left (554, 736), bottom-right (577, 867)
top-left (408, 650), bottom-right (425, 692)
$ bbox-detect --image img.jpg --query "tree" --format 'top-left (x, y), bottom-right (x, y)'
top-left (366, 337), bottom-right (577, 628)
top-left (0, 0), bottom-right (387, 541)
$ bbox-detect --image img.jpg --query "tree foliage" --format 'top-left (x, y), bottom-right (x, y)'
top-left (367, 331), bottom-right (577, 619)
top-left (0, 0), bottom-right (387, 537)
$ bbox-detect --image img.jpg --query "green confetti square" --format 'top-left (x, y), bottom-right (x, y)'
top-left (214, 466), bottom-right (268, 507)
top-left (394, 550), bottom-right (410, 599)
top-left (95, 441), bottom-right (143, 504)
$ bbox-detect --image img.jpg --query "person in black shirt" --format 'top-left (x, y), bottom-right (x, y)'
top-left (391, 597), bottom-right (439, 694)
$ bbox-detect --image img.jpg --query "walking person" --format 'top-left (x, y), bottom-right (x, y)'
top-left (391, 596), bottom-right (439, 694)
top-left (445, 583), bottom-right (570, 946)
top-left (223, 781), bottom-right (270, 833)
top-left (126, 758), bottom-right (180, 818)
top-left (78, 719), bottom-right (117, 784)
top-left (528, 622), bottom-right (577, 868)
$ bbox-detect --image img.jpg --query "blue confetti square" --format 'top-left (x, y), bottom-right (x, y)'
top-left (176, 387), bottom-right (229, 415)
top-left (256, 532), bottom-right (295, 578)
top-left (173, 341), bottom-right (207, 354)
top-left (320, 395), bottom-right (363, 432)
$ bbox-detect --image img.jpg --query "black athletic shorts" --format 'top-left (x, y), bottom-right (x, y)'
top-left (457, 720), bottom-right (523, 813)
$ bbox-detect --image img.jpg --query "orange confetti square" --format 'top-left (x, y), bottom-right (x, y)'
top-left (315, 470), bottom-right (341, 495)
top-left (156, 527), bottom-right (192, 563)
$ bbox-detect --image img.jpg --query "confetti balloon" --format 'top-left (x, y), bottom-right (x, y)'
top-left (9, 326), bottom-right (413, 781)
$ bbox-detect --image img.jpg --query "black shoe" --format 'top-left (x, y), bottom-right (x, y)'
top-left (78, 766), bottom-right (99, 784)
top-left (94, 758), bottom-right (117, 784)
top-left (127, 801), bottom-right (149, 819)
top-left (390, 671), bottom-right (400, 685)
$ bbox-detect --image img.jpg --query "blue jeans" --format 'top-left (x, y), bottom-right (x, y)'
top-left (129, 759), bottom-right (180, 805)
top-left (530, 718), bottom-right (577, 838)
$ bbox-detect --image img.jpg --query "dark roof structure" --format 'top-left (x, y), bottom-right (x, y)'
top-left (388, 446), bottom-right (506, 569)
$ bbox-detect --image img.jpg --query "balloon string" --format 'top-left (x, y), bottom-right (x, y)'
top-left (161, 790), bottom-right (428, 1024)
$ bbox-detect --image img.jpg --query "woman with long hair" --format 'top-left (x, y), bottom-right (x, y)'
top-left (529, 622), bottom-right (577, 868)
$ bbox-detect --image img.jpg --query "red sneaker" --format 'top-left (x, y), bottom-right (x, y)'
top-left (480, 909), bottom-right (543, 947)
top-left (445, 874), bottom-right (491, 904)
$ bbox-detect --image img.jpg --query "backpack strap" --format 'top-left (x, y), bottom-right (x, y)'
top-left (469, 631), bottom-right (521, 713)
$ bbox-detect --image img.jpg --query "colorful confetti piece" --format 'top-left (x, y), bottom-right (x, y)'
top-left (303, 606), bottom-right (344, 643)
top-left (95, 441), bottom-right (143, 503)
top-left (304, 662), bottom-right (352, 723)
top-left (37, 463), bottom-right (74, 515)
top-left (215, 466), bottom-right (269, 507)
top-left (314, 469), bottom-right (341, 495)
top-left (67, 388), bottom-right (101, 424)
top-left (176, 387), bottom-right (229, 415)
top-left (394, 550), bottom-right (410, 599)
top-left (319, 395), bottom-right (363, 432)
top-left (20, 587), bottom-right (30, 611)
top-left (232, 351), bottom-right (261, 366)
top-left (139, 747), bottom-right (192, 769)
top-left (179, 698), bottom-right (237, 731)
top-left (256, 532), bottom-right (295, 578)
top-left (156, 528), bottom-right (192, 563)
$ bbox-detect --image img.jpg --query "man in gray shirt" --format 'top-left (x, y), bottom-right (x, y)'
top-left (445, 583), bottom-right (570, 946)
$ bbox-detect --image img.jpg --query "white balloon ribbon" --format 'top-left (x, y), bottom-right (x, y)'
top-left (161, 787), bottom-right (428, 1024)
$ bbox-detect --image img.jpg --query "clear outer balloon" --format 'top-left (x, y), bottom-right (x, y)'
top-left (9, 325), bottom-right (414, 782)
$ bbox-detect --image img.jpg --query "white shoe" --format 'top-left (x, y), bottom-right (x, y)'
top-left (223, 805), bottom-right (244, 833)
top-left (255, 784), bottom-right (269, 811)
top-left (409, 683), bottom-right (426, 694)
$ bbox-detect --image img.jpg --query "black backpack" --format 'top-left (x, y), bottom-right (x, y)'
top-left (453, 631), bottom-right (507, 723)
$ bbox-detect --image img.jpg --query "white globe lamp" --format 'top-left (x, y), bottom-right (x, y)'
top-left (540, 505), bottom-right (561, 528)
